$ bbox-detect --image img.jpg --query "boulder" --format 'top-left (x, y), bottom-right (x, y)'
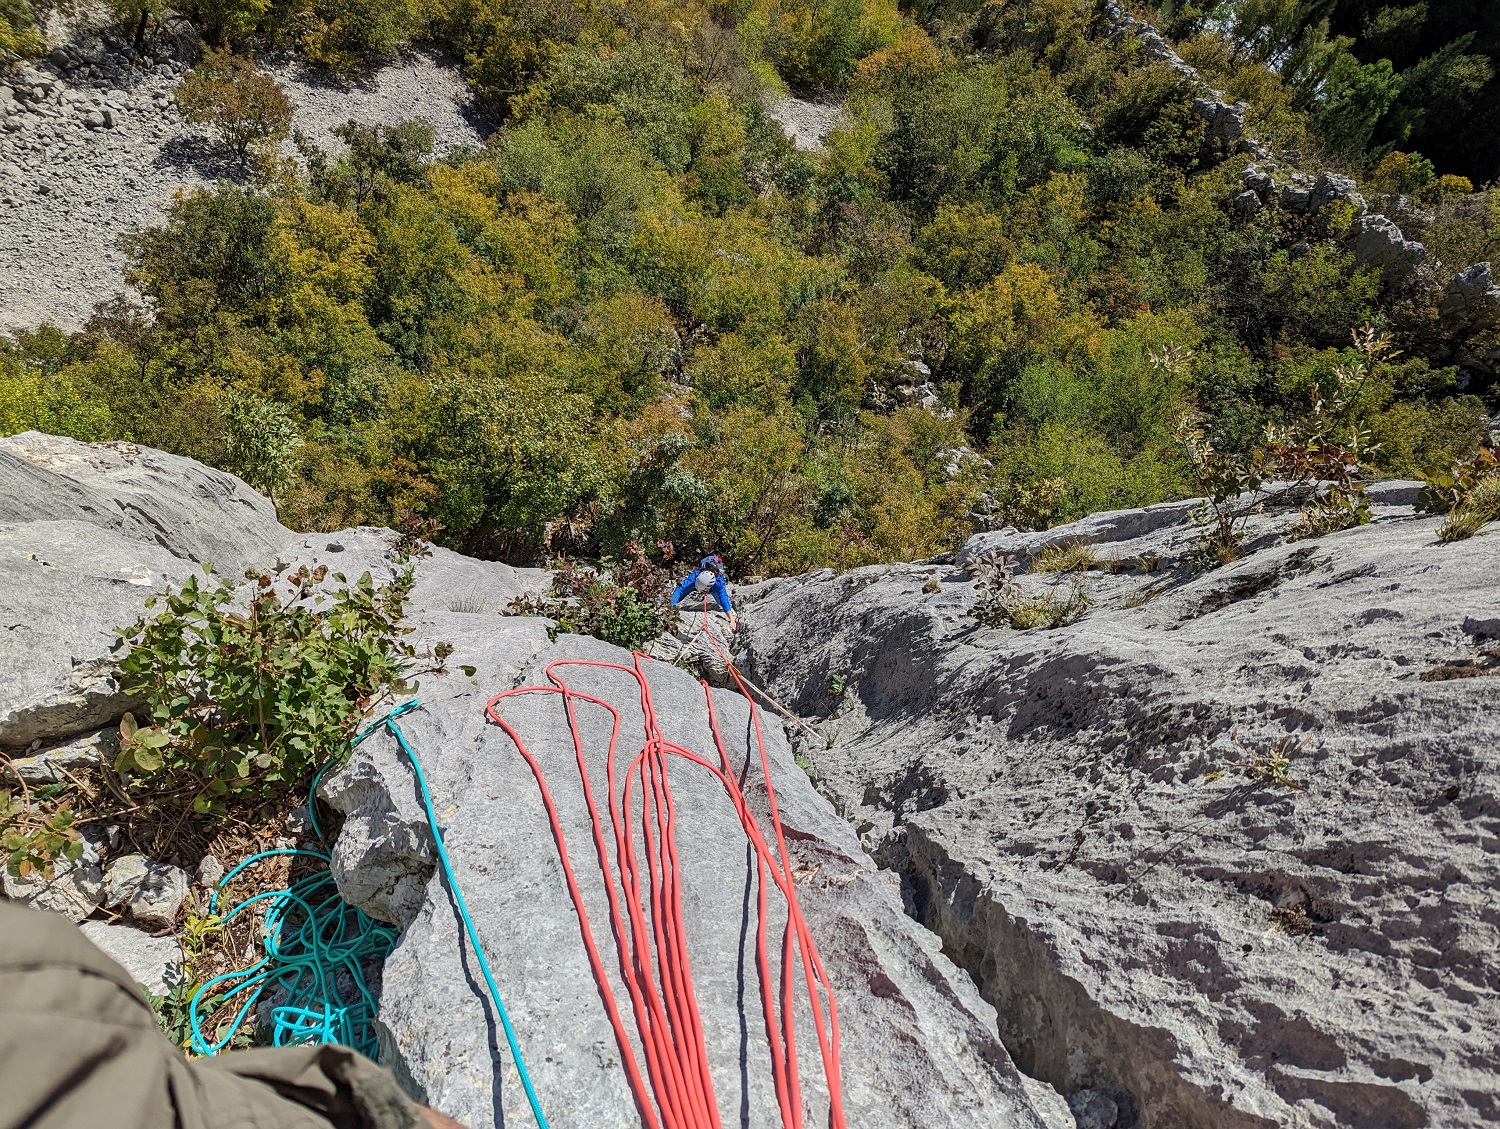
top-left (102, 853), bottom-right (189, 928)
top-left (1280, 184), bottom-right (1311, 211)
top-left (1, 831), bottom-right (104, 921)
top-left (1240, 164), bottom-right (1274, 197)
top-left (196, 854), bottom-right (225, 888)
top-left (0, 433), bottom-right (294, 746)
top-left (1231, 188), bottom-right (1261, 215)
top-left (1348, 212), bottom-right (1427, 282)
top-left (0, 432), bottom-right (288, 564)
top-left (1309, 171), bottom-right (1365, 214)
top-left (740, 501), bottom-right (1500, 1128)
top-left (322, 627), bottom-right (1062, 1128)
top-left (957, 496), bottom-right (1201, 569)
top-left (1439, 262), bottom-right (1500, 328)
top-left (79, 920), bottom-right (184, 994)
top-left (1192, 96), bottom-right (1247, 142)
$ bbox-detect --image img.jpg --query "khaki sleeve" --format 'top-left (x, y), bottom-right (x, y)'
top-left (0, 902), bottom-right (421, 1129)
top-left (196, 1044), bottom-right (423, 1129)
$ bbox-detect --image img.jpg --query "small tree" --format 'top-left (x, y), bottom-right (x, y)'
top-left (219, 388), bottom-right (303, 503)
top-left (108, 0), bottom-right (168, 50)
top-left (175, 49), bottom-right (293, 164)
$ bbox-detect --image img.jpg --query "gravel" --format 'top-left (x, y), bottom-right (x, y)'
top-left (0, 39), bottom-right (483, 333)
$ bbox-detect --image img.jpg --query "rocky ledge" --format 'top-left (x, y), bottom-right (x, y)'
top-left (0, 435), bottom-right (1069, 1127)
top-left (739, 488), bottom-right (1500, 1128)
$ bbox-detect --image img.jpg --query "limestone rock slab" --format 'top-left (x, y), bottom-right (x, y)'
top-left (740, 502), bottom-right (1500, 1128)
top-left (324, 630), bottom-right (1057, 1128)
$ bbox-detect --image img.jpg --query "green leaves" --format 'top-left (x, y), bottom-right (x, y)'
top-left (0, 790), bottom-right (84, 880)
top-left (112, 562), bottom-right (431, 810)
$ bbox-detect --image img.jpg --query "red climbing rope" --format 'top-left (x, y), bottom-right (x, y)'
top-left (483, 602), bottom-right (846, 1129)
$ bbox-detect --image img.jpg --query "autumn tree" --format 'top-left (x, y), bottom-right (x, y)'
top-left (174, 49), bottom-right (294, 165)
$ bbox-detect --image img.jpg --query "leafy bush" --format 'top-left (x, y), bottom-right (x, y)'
top-left (0, 0), bottom-right (43, 55)
top-left (112, 563), bottom-right (440, 814)
top-left (0, 787), bottom-right (83, 879)
top-left (1419, 448), bottom-right (1500, 542)
top-left (969, 550), bottom-right (1092, 630)
top-left (1172, 329), bottom-right (1387, 565)
top-left (174, 50), bottom-right (294, 164)
top-left (219, 389), bottom-right (303, 504)
top-left (507, 541), bottom-right (677, 650)
top-left (301, 0), bottom-right (422, 74)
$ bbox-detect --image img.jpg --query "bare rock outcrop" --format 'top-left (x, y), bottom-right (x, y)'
top-left (739, 494), bottom-right (1500, 1128)
top-left (321, 626), bottom-right (1064, 1128)
top-left (0, 432), bottom-right (293, 746)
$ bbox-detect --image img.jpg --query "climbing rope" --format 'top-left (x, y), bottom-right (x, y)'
top-left (188, 846), bottom-right (398, 1057)
top-left (190, 594), bottom-right (842, 1129)
top-left (188, 705), bottom-right (550, 1126)
top-left (484, 599), bottom-right (846, 1129)
top-left (375, 702), bottom-right (551, 1129)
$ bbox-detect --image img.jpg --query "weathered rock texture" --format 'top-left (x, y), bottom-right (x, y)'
top-left (739, 494), bottom-right (1500, 1128)
top-left (0, 432), bottom-right (293, 746)
top-left (78, 919), bottom-right (184, 994)
top-left (321, 620), bottom-right (1061, 1128)
top-left (102, 853), bottom-right (189, 929)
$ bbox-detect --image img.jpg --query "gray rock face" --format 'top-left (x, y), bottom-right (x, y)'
top-left (1308, 171), bottom-right (1364, 214)
top-left (0, 433), bottom-right (294, 746)
top-left (1240, 164), bottom-right (1274, 197)
top-left (323, 626), bottom-right (1059, 1128)
top-left (196, 854), bottom-right (225, 889)
top-left (102, 853), bottom-right (189, 928)
top-left (1281, 184), bottom-right (1312, 211)
top-left (1349, 212), bottom-right (1427, 281)
top-left (1231, 188), bottom-right (1261, 215)
top-left (1, 831), bottom-right (103, 921)
top-left (1, 726), bottom-right (117, 784)
top-left (0, 432), bottom-right (288, 564)
top-left (740, 498), bottom-right (1500, 1129)
top-left (78, 919), bottom-right (183, 993)
top-left (1440, 262), bottom-right (1500, 328)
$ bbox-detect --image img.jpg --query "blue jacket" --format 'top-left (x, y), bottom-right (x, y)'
top-left (671, 569), bottom-right (732, 613)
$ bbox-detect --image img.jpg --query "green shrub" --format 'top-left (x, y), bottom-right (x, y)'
top-left (301, 0), bottom-right (423, 74)
top-left (0, 0), bottom-right (43, 54)
top-left (1419, 448), bottom-right (1500, 542)
top-left (507, 542), bottom-right (676, 649)
top-left (218, 389), bottom-right (303, 504)
top-left (112, 563), bottom-right (441, 814)
top-left (174, 50), bottom-right (294, 165)
top-left (0, 788), bottom-right (83, 880)
top-left (969, 549), bottom-right (1092, 630)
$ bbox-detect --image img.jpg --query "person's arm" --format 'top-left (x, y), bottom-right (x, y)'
top-left (713, 576), bottom-right (738, 631)
top-left (670, 572), bottom-right (695, 606)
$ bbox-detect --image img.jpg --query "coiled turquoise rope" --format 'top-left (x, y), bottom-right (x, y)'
top-left (188, 847), bottom-right (398, 1057)
top-left (187, 700), bottom-right (550, 1129)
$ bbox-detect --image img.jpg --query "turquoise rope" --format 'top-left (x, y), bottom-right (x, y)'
top-left (187, 847), bottom-right (399, 1056)
top-left (187, 701), bottom-right (549, 1129)
top-left (364, 700), bottom-right (551, 1129)
top-left (186, 722), bottom-right (420, 1056)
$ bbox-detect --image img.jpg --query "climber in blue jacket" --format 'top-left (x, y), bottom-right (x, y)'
top-left (671, 554), bottom-right (737, 632)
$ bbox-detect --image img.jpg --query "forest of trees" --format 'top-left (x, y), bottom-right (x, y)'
top-left (2, 0), bottom-right (1497, 574)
